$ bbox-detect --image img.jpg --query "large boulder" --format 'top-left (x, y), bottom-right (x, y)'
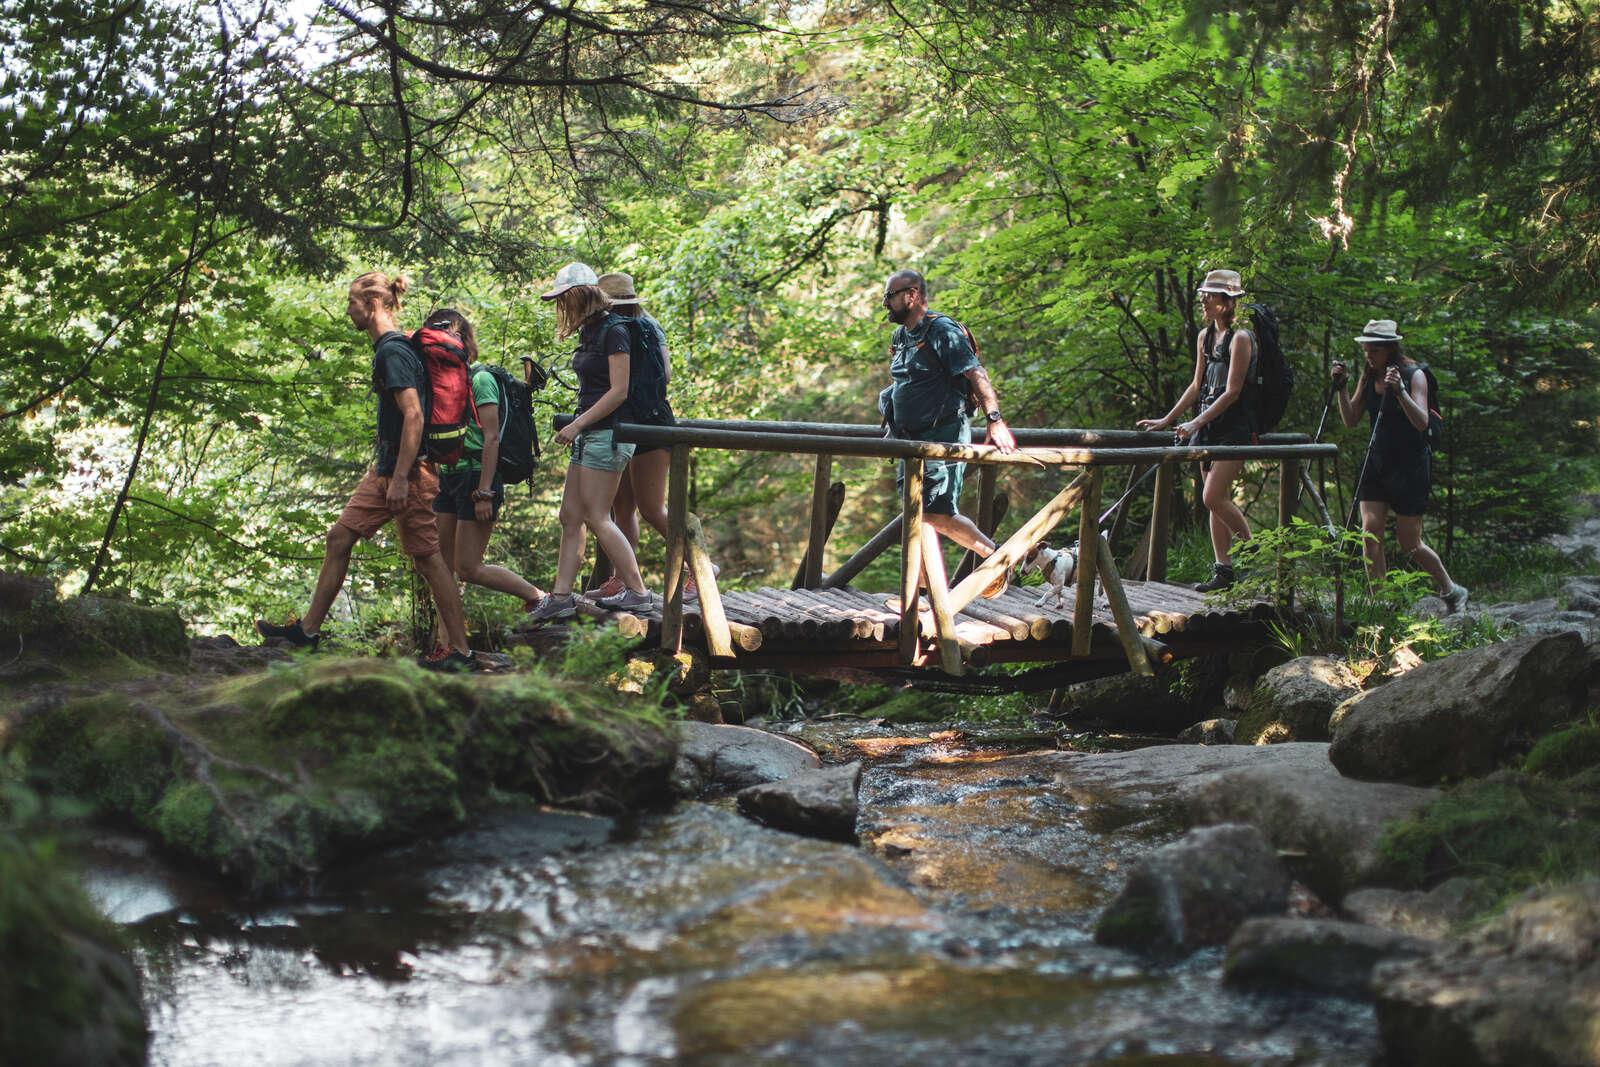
top-left (1224, 917), bottom-right (1436, 998)
top-left (1329, 632), bottom-right (1589, 784)
top-left (672, 722), bottom-right (821, 796)
top-left (1177, 718), bottom-right (1237, 745)
top-left (1044, 669), bottom-right (1194, 733)
top-left (736, 762), bottom-right (862, 843)
top-left (1236, 656), bottom-right (1360, 744)
top-left (0, 575), bottom-right (189, 675)
top-left (1183, 743), bottom-right (1438, 901)
top-left (1561, 576), bottom-right (1600, 614)
top-left (1342, 878), bottom-right (1489, 940)
top-left (1474, 597), bottom-right (1599, 638)
top-left (1094, 823), bottom-right (1290, 954)
top-left (1373, 879), bottom-right (1600, 1066)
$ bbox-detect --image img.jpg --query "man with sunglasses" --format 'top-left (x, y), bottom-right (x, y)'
top-left (879, 270), bottom-right (1017, 594)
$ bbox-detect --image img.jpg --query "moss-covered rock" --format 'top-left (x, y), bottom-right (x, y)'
top-left (0, 573), bottom-right (188, 677)
top-left (4, 658), bottom-right (677, 893)
top-left (0, 818), bottom-right (147, 1066)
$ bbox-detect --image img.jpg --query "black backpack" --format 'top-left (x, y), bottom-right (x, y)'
top-left (1412, 363), bottom-right (1445, 451)
top-left (1243, 303), bottom-right (1293, 431)
top-left (481, 364), bottom-right (538, 484)
top-left (607, 313), bottom-right (674, 425)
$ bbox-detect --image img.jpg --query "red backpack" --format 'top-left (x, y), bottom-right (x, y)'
top-left (409, 327), bottom-right (477, 464)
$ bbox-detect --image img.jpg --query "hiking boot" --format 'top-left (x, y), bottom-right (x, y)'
top-left (1194, 563), bottom-right (1235, 593)
top-left (420, 649), bottom-right (478, 673)
top-left (980, 565), bottom-right (1011, 600)
top-left (526, 593), bottom-right (576, 624)
top-left (1441, 582), bottom-right (1470, 614)
top-left (598, 587), bottom-right (653, 612)
top-left (255, 617), bottom-right (320, 650)
top-left (585, 575), bottom-right (624, 599)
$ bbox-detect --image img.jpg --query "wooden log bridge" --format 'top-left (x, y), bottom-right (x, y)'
top-left (554, 416), bottom-right (1336, 689)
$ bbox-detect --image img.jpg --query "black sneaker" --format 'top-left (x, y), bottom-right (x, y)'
top-left (420, 649), bottom-right (477, 673)
top-left (1194, 563), bottom-right (1235, 593)
top-left (256, 618), bottom-right (320, 650)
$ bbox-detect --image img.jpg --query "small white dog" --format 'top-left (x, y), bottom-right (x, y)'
top-left (1020, 541), bottom-right (1078, 607)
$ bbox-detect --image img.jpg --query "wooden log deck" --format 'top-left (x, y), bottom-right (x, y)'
top-left (540, 417), bottom-right (1337, 689)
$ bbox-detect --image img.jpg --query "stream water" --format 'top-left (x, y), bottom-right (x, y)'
top-left (80, 725), bottom-right (1380, 1066)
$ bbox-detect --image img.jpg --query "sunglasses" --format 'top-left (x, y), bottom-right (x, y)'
top-left (882, 286), bottom-right (918, 306)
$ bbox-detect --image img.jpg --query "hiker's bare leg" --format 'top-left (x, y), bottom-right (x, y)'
top-left (613, 469), bottom-right (640, 549)
top-left (1395, 514), bottom-right (1452, 592)
top-left (626, 449), bottom-right (670, 541)
top-left (925, 512), bottom-right (994, 556)
top-left (1203, 459), bottom-right (1251, 563)
top-left (415, 550), bottom-right (469, 654)
top-left (575, 465), bottom-right (646, 593)
top-left (1360, 501), bottom-right (1389, 581)
top-left (453, 517), bottom-right (543, 604)
top-left (302, 522), bottom-right (359, 634)
top-left (432, 513), bottom-right (459, 648)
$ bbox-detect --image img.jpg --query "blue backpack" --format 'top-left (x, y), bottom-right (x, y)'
top-left (604, 313), bottom-right (673, 425)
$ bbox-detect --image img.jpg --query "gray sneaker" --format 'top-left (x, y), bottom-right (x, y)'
top-left (526, 593), bottom-right (576, 623)
top-left (1441, 582), bottom-right (1470, 614)
top-left (597, 587), bottom-right (653, 612)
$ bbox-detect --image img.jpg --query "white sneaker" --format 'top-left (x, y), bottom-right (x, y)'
top-left (598, 588), bottom-right (653, 612)
top-left (526, 593), bottom-right (576, 623)
top-left (1442, 583), bottom-right (1470, 614)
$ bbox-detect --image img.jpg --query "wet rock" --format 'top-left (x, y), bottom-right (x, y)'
top-left (736, 761), bottom-right (862, 843)
top-left (1329, 631), bottom-right (1589, 784)
top-left (5, 659), bottom-right (676, 892)
top-left (1177, 718), bottom-right (1236, 745)
top-left (673, 721), bottom-right (821, 797)
top-left (2, 824), bottom-right (148, 1066)
top-left (1236, 656), bottom-right (1360, 744)
top-left (1374, 879), bottom-right (1600, 1066)
top-left (1225, 917), bottom-right (1435, 998)
top-left (1183, 742), bottom-right (1438, 901)
top-left (1342, 878), bottom-right (1488, 940)
top-left (1561, 576), bottom-right (1600, 614)
top-left (1094, 823), bottom-right (1290, 954)
top-left (1044, 668), bottom-right (1194, 733)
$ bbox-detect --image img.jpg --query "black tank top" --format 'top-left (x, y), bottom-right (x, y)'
top-left (1361, 364), bottom-right (1429, 460)
top-left (1200, 326), bottom-right (1257, 423)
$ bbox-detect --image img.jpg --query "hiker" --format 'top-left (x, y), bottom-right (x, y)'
top-left (1137, 268), bottom-right (1255, 593)
top-left (526, 262), bottom-right (653, 622)
top-left (1332, 319), bottom-right (1468, 611)
top-left (879, 269), bottom-right (1016, 595)
top-left (585, 271), bottom-right (675, 598)
top-left (421, 308), bottom-right (546, 644)
top-left (256, 271), bottom-right (477, 670)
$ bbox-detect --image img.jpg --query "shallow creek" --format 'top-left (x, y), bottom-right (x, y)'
top-left (80, 724), bottom-right (1379, 1066)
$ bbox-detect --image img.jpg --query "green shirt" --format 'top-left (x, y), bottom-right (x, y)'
top-left (440, 365), bottom-right (501, 473)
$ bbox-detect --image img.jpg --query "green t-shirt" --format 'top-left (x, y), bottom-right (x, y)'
top-left (440, 365), bottom-right (501, 473)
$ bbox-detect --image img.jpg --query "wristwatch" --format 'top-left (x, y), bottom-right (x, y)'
top-left (985, 409), bottom-right (1004, 424)
top-left (471, 488), bottom-right (494, 501)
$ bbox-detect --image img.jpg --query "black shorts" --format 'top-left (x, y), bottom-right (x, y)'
top-left (1357, 453), bottom-right (1431, 517)
top-left (628, 406), bottom-right (676, 455)
top-left (1196, 412), bottom-right (1255, 448)
top-left (432, 468), bottom-right (504, 521)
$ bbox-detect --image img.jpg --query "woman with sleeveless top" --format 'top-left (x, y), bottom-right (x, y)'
top-left (526, 263), bottom-right (653, 622)
top-left (1332, 319), bottom-right (1468, 612)
top-left (1137, 268), bottom-right (1256, 592)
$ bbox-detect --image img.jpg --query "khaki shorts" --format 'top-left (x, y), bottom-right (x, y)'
top-left (570, 429), bottom-right (635, 473)
top-left (336, 466), bottom-right (441, 558)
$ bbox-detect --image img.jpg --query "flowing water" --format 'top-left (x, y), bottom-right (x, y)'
top-left (81, 725), bottom-right (1379, 1066)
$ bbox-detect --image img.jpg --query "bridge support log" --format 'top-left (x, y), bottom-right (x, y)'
top-left (1145, 460), bottom-right (1174, 583)
top-left (823, 514), bottom-right (901, 589)
top-left (685, 513), bottom-right (733, 658)
top-left (900, 460), bottom-right (925, 665)
top-left (953, 466), bottom-right (999, 583)
top-left (946, 472), bottom-right (1089, 614)
top-left (920, 525), bottom-right (965, 675)
top-left (1072, 469), bottom-right (1103, 656)
top-left (794, 480), bottom-right (845, 589)
top-left (1096, 532), bottom-right (1154, 676)
top-left (798, 455), bottom-right (836, 589)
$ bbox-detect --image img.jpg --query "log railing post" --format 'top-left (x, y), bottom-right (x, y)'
top-left (799, 453), bottom-right (833, 589)
top-left (1278, 457), bottom-right (1299, 605)
top-left (685, 513), bottom-right (732, 658)
top-left (1072, 467), bottom-right (1103, 655)
top-left (660, 444), bottom-right (691, 653)
top-left (1146, 460), bottom-right (1173, 583)
top-left (899, 459), bottom-right (925, 665)
top-left (952, 464), bottom-right (998, 583)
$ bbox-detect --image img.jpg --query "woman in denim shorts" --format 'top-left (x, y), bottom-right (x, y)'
top-left (527, 263), bottom-right (653, 621)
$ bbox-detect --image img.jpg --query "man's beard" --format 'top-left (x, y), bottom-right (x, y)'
top-left (886, 306), bottom-right (911, 325)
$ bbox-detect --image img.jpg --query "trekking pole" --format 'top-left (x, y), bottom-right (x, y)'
top-left (1344, 402), bottom-right (1383, 532)
top-left (1293, 381), bottom-right (1338, 515)
top-left (1098, 462), bottom-right (1160, 528)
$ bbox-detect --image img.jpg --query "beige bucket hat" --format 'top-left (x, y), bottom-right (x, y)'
top-left (1355, 319), bottom-right (1403, 343)
top-left (598, 272), bottom-right (642, 303)
top-left (1196, 269), bottom-right (1246, 296)
top-left (540, 261), bottom-right (599, 300)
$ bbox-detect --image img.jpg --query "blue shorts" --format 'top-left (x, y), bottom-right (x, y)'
top-left (894, 417), bottom-right (970, 517)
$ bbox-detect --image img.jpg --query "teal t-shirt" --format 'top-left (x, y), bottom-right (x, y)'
top-left (440, 365), bottom-right (501, 473)
top-left (888, 312), bottom-right (979, 435)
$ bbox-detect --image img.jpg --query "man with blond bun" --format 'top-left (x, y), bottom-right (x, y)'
top-left (256, 270), bottom-right (478, 671)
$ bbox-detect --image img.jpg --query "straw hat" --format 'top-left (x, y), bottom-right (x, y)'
top-left (1354, 319), bottom-right (1403, 343)
top-left (597, 272), bottom-right (642, 303)
top-left (540, 261), bottom-right (599, 300)
top-left (1196, 269), bottom-right (1246, 296)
